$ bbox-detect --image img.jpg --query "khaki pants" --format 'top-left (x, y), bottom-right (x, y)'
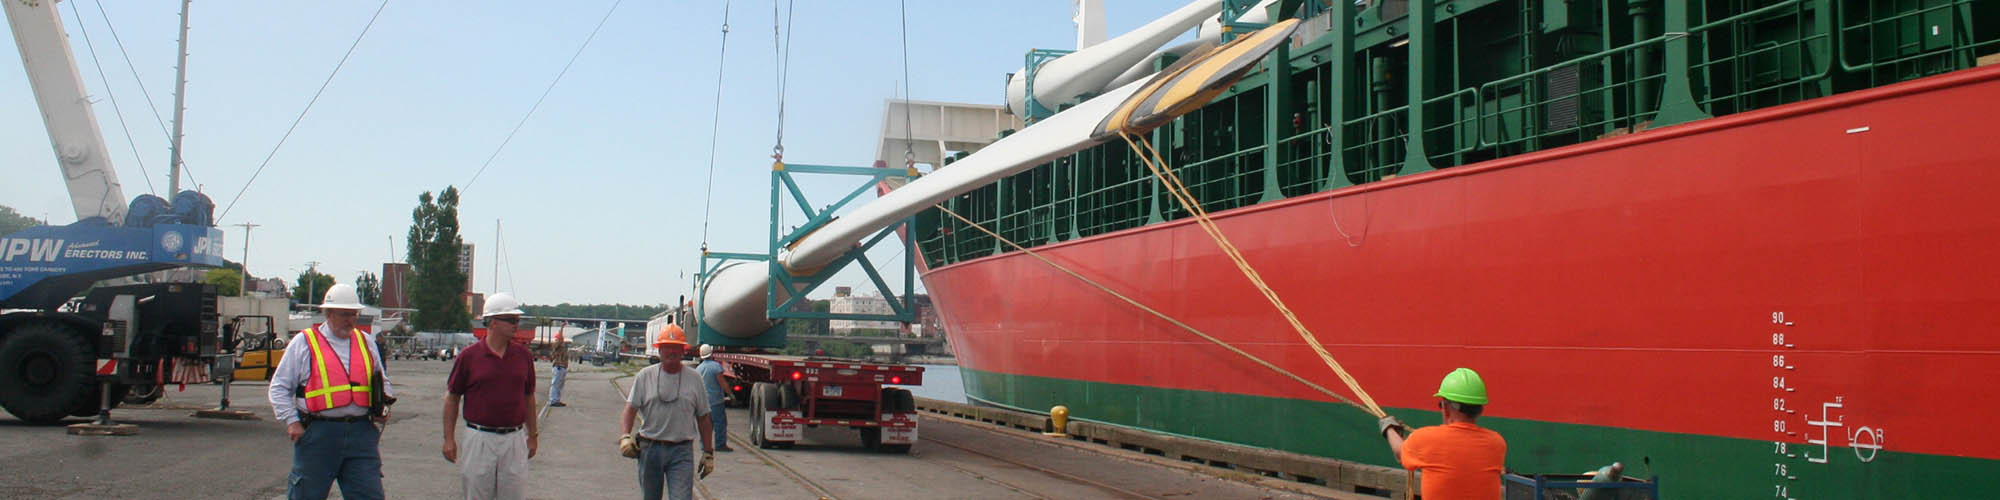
top-left (459, 425), bottom-right (528, 500)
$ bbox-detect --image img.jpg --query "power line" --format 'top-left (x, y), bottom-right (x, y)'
top-left (463, 0), bottom-right (626, 193)
top-left (67, 1), bottom-right (157, 196)
top-left (217, 0), bottom-right (391, 222)
top-left (699, 0), bottom-right (734, 248)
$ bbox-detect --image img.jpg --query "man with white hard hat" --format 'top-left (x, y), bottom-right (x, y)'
top-left (443, 292), bottom-right (539, 500)
top-left (269, 283), bottom-right (396, 500)
top-left (694, 344), bottom-right (732, 452)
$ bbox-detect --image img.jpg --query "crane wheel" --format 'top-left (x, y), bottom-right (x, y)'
top-left (0, 322), bottom-right (98, 425)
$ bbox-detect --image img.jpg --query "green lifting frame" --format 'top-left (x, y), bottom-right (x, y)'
top-left (693, 161), bottom-right (921, 349)
top-left (1021, 49), bottom-right (1075, 123)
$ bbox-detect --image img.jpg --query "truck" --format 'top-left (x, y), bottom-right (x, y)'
top-left (710, 352), bottom-right (923, 453)
top-left (0, 1), bottom-right (228, 424)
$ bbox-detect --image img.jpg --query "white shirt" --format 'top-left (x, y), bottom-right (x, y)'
top-left (266, 323), bottom-right (394, 425)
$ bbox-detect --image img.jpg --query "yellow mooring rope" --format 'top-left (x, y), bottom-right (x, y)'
top-left (934, 205), bottom-right (1381, 418)
top-left (1117, 131), bottom-right (1386, 418)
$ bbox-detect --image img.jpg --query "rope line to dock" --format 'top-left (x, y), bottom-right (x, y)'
top-left (1117, 131), bottom-right (1385, 417)
top-left (934, 205), bottom-right (1373, 416)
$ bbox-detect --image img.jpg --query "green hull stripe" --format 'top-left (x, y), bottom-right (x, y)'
top-left (962, 367), bottom-right (1998, 498)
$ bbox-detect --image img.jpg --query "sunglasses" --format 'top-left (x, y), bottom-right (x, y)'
top-left (490, 317), bottom-right (520, 325)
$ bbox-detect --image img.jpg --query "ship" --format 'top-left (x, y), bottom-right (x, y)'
top-left (892, 1), bottom-right (2000, 498)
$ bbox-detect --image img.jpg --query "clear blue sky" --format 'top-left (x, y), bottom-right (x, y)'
top-left (1, 1), bottom-right (1188, 305)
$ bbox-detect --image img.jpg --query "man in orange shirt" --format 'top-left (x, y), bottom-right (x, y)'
top-left (1381, 368), bottom-right (1507, 499)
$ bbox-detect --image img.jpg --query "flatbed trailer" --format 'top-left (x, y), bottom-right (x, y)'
top-left (710, 352), bottom-right (923, 452)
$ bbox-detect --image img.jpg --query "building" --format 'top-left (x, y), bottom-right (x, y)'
top-left (381, 263), bottom-right (412, 309)
top-left (828, 287), bottom-right (900, 336)
top-left (457, 244), bottom-right (476, 291)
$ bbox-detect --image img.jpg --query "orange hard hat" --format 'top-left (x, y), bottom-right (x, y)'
top-left (654, 324), bottom-right (687, 347)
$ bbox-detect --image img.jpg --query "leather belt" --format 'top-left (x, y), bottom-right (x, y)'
top-left (467, 422), bottom-right (524, 434)
top-left (303, 414), bottom-right (370, 424)
top-left (636, 435), bottom-right (689, 446)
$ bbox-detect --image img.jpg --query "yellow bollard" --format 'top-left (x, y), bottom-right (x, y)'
top-left (1043, 405), bottom-right (1070, 437)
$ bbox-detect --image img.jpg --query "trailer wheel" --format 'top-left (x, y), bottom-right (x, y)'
top-left (878, 389), bottom-right (914, 453)
top-left (859, 427), bottom-right (882, 451)
top-left (0, 322), bottom-right (98, 425)
top-left (752, 382), bottom-right (786, 449)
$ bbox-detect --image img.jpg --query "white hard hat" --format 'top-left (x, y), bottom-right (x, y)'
top-left (482, 292), bottom-right (525, 319)
top-left (699, 344), bottom-right (713, 358)
top-left (320, 283), bottom-right (364, 310)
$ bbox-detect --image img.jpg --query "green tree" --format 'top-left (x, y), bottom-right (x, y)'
top-left (0, 205), bottom-right (41, 236)
top-left (407, 187), bottom-right (470, 331)
top-left (355, 272), bottom-right (381, 306)
top-left (204, 268), bottom-right (243, 296)
top-left (293, 269), bottom-right (335, 304)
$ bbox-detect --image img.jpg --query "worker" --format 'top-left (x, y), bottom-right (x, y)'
top-left (443, 292), bottom-right (540, 500)
top-left (267, 283), bottom-right (395, 500)
top-left (694, 344), bottom-right (732, 452)
top-left (548, 333), bottom-right (569, 407)
top-left (620, 324), bottom-right (715, 500)
top-left (1380, 367), bottom-right (1508, 499)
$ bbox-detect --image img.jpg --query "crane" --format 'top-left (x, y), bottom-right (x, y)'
top-left (1, 0), bottom-right (227, 425)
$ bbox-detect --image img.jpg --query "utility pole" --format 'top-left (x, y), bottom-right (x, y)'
top-left (233, 222), bottom-right (258, 296)
top-left (304, 260), bottom-right (321, 304)
top-left (167, 0), bottom-right (193, 194)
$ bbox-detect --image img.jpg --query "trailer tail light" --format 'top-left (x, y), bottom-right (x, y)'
top-left (891, 376), bottom-right (901, 384)
top-left (732, 385), bottom-right (742, 392)
top-left (791, 372), bottom-right (802, 381)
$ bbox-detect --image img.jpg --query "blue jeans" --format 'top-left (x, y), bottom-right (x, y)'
top-left (549, 365), bottom-right (568, 404)
top-left (637, 439), bottom-right (694, 500)
top-left (708, 403), bottom-right (728, 449)
top-left (288, 419), bottom-right (384, 500)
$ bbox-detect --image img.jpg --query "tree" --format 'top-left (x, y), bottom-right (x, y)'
top-left (407, 187), bottom-right (470, 331)
top-left (293, 269), bottom-right (335, 304)
top-left (204, 268), bottom-right (243, 296)
top-left (0, 205), bottom-right (41, 236)
top-left (355, 272), bottom-right (381, 306)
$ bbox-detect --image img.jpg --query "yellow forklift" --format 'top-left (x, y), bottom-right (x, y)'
top-left (226, 316), bottom-right (283, 381)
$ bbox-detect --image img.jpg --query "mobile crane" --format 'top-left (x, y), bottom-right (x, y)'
top-left (1, 0), bottom-right (227, 425)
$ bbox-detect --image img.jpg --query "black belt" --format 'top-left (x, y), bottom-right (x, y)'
top-left (303, 414), bottom-right (370, 424)
top-left (467, 422), bottom-right (524, 434)
top-left (636, 435), bottom-right (690, 446)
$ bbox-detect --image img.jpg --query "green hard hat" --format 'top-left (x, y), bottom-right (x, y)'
top-left (1434, 368), bottom-right (1489, 405)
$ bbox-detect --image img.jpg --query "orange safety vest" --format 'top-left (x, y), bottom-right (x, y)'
top-left (299, 326), bottom-right (375, 413)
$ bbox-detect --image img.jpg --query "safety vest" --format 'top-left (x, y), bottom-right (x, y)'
top-left (299, 326), bottom-right (374, 413)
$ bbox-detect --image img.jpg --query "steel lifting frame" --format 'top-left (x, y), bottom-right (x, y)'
top-left (1021, 48), bottom-right (1075, 123)
top-left (694, 160), bottom-right (920, 348)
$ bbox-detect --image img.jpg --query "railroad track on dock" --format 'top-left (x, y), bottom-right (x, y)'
top-left (613, 375), bottom-right (841, 500)
top-left (917, 430), bottom-right (1166, 500)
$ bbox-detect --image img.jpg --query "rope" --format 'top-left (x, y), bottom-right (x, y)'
top-left (68, 1), bottom-right (157, 196)
top-left (218, 0), bottom-right (391, 222)
top-left (933, 205), bottom-right (1377, 417)
top-left (699, 0), bottom-right (734, 249)
top-left (1118, 131), bottom-right (1385, 417)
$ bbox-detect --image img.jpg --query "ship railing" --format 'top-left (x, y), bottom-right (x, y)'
top-left (1832, 0), bottom-right (1997, 86)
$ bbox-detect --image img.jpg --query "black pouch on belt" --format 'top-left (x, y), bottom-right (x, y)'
top-left (368, 366), bottom-right (396, 418)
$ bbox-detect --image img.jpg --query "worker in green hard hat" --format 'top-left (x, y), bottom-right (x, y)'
top-left (1380, 367), bottom-right (1508, 499)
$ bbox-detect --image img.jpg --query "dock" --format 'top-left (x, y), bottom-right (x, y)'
top-left (0, 359), bottom-right (1389, 499)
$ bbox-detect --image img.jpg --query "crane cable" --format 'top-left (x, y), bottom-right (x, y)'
top-left (462, 0), bottom-right (625, 194)
top-left (66, 0), bottom-right (158, 196)
top-left (898, 0), bottom-right (915, 168)
top-left (769, 0), bottom-right (795, 160)
top-left (91, 0), bottom-right (196, 190)
top-left (932, 205), bottom-right (1378, 417)
top-left (1119, 131), bottom-right (1385, 417)
top-left (698, 0), bottom-right (734, 250)
top-left (218, 0), bottom-right (391, 222)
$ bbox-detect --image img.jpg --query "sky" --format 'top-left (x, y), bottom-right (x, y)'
top-left (1, 0), bottom-right (1192, 306)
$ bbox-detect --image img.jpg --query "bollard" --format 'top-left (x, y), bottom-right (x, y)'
top-left (1042, 405), bottom-right (1070, 438)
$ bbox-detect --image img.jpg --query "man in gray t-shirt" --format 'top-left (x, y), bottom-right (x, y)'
top-left (620, 326), bottom-right (712, 500)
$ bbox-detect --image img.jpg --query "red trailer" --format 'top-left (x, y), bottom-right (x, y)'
top-left (712, 353), bottom-right (923, 452)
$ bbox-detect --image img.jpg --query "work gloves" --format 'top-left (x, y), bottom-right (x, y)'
top-left (699, 451), bottom-right (716, 479)
top-left (619, 435), bottom-right (641, 459)
top-left (1378, 415), bottom-right (1407, 437)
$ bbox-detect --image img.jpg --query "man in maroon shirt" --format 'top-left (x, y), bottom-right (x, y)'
top-left (443, 293), bottom-right (539, 500)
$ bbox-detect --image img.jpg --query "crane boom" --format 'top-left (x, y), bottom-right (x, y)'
top-left (5, 0), bottom-right (128, 224)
